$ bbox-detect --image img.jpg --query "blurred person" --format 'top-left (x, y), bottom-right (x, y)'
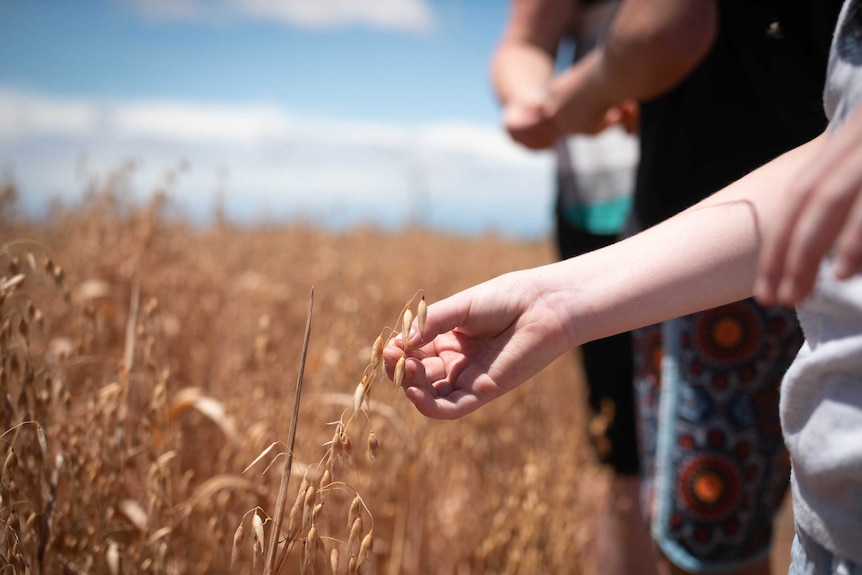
top-left (491, 2), bottom-right (646, 574)
top-left (489, 0), bottom-right (843, 574)
top-left (383, 3), bottom-right (862, 571)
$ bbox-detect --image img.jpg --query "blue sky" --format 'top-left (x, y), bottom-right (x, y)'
top-left (0, 0), bottom-right (556, 238)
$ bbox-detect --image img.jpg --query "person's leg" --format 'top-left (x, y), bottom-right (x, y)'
top-left (636, 301), bottom-right (802, 575)
top-left (555, 215), bottom-right (655, 575)
top-left (591, 473), bottom-right (658, 575)
top-left (580, 330), bottom-right (656, 575)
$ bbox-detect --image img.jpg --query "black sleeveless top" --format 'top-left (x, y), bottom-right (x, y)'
top-left (634, 0), bottom-right (844, 229)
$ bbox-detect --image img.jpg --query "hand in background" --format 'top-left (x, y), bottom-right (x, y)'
top-left (605, 99), bottom-right (640, 135)
top-left (503, 95), bottom-right (640, 151)
top-left (502, 100), bottom-right (560, 150)
top-left (755, 103), bottom-right (862, 306)
top-left (542, 52), bottom-right (624, 136)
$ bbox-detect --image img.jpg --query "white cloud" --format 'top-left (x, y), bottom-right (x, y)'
top-left (0, 91), bottom-right (100, 139)
top-left (113, 101), bottom-right (292, 144)
top-left (419, 121), bottom-right (538, 165)
top-left (239, 0), bottom-right (434, 33)
top-left (0, 88), bottom-right (554, 237)
top-left (124, 0), bottom-right (435, 34)
top-left (0, 89), bottom-right (539, 165)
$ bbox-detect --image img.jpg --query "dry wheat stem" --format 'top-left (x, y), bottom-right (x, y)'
top-left (242, 441), bottom-right (285, 476)
top-left (122, 283), bottom-right (140, 373)
top-left (264, 286), bottom-right (314, 575)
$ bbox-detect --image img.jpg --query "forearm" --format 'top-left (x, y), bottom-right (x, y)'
top-left (391, 133), bottom-right (828, 420)
top-left (491, 0), bottom-right (574, 107)
top-left (491, 43), bottom-right (556, 106)
top-left (543, 134), bottom-right (826, 346)
top-left (548, 0), bottom-right (716, 132)
top-left (598, 0), bottom-right (717, 102)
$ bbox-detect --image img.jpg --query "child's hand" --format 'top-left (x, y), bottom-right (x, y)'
top-left (383, 271), bottom-right (572, 419)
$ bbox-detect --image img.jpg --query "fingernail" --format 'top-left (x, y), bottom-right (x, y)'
top-left (753, 279), bottom-right (773, 306)
top-left (753, 278), bottom-right (765, 299)
top-left (834, 259), bottom-right (851, 280)
top-left (777, 280), bottom-right (798, 305)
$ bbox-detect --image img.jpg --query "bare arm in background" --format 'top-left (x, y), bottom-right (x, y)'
top-left (491, 0), bottom-right (717, 148)
top-left (547, 0), bottom-right (717, 134)
top-left (490, 0), bottom-right (576, 149)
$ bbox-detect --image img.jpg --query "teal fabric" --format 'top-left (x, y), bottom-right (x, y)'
top-left (560, 195), bottom-right (633, 235)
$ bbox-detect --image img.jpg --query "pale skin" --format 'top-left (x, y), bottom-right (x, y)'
top-left (491, 2), bottom-right (709, 573)
top-left (384, 113), bottom-right (862, 570)
top-left (756, 102), bottom-right (862, 306)
top-left (487, 2), bottom-right (862, 574)
top-left (384, 103), bottom-right (862, 418)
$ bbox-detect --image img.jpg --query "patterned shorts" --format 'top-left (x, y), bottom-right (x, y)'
top-left (634, 299), bottom-right (802, 572)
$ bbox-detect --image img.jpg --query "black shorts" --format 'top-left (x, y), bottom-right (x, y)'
top-left (555, 211), bottom-right (640, 476)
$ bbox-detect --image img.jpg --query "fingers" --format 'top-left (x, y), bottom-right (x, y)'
top-left (404, 385), bottom-right (484, 420)
top-left (410, 291), bottom-right (475, 347)
top-left (380, 295), bottom-right (469, 394)
top-left (507, 121), bottom-right (559, 150)
top-left (502, 102), bottom-right (543, 131)
top-left (830, 146), bottom-right (862, 280)
top-left (834, 188), bottom-right (862, 279)
top-left (502, 102), bottom-right (558, 149)
top-left (381, 277), bottom-right (532, 419)
top-left (756, 107), bottom-right (862, 306)
top-left (382, 293), bottom-right (468, 359)
top-left (380, 345), bottom-right (480, 419)
top-left (380, 292), bottom-right (501, 419)
top-left (755, 145), bottom-right (826, 306)
top-left (773, 186), bottom-right (847, 305)
top-left (784, 152), bottom-right (862, 303)
top-left (619, 100), bottom-right (640, 134)
top-left (753, 222), bottom-right (792, 306)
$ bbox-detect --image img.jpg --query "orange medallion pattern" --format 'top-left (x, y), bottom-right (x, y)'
top-left (634, 299), bottom-right (802, 566)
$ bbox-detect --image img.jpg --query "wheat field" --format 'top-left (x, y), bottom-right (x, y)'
top-left (0, 182), bottom-right (618, 574)
top-left (0, 179), bottom-right (797, 575)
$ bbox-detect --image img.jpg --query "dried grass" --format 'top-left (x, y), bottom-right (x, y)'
top-left (0, 180), bottom-right (601, 574)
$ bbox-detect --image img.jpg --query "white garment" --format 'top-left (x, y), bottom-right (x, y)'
top-left (781, 0), bottom-right (862, 564)
top-left (554, 0), bottom-right (639, 235)
top-left (782, 260), bottom-right (862, 564)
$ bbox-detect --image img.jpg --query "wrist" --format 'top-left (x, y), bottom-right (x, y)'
top-left (546, 50), bottom-right (619, 134)
top-left (527, 263), bottom-right (591, 352)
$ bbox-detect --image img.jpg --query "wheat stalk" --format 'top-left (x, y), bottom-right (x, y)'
top-left (263, 286), bottom-right (314, 575)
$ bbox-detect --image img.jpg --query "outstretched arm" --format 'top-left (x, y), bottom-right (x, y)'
top-left (385, 133), bottom-right (826, 419)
